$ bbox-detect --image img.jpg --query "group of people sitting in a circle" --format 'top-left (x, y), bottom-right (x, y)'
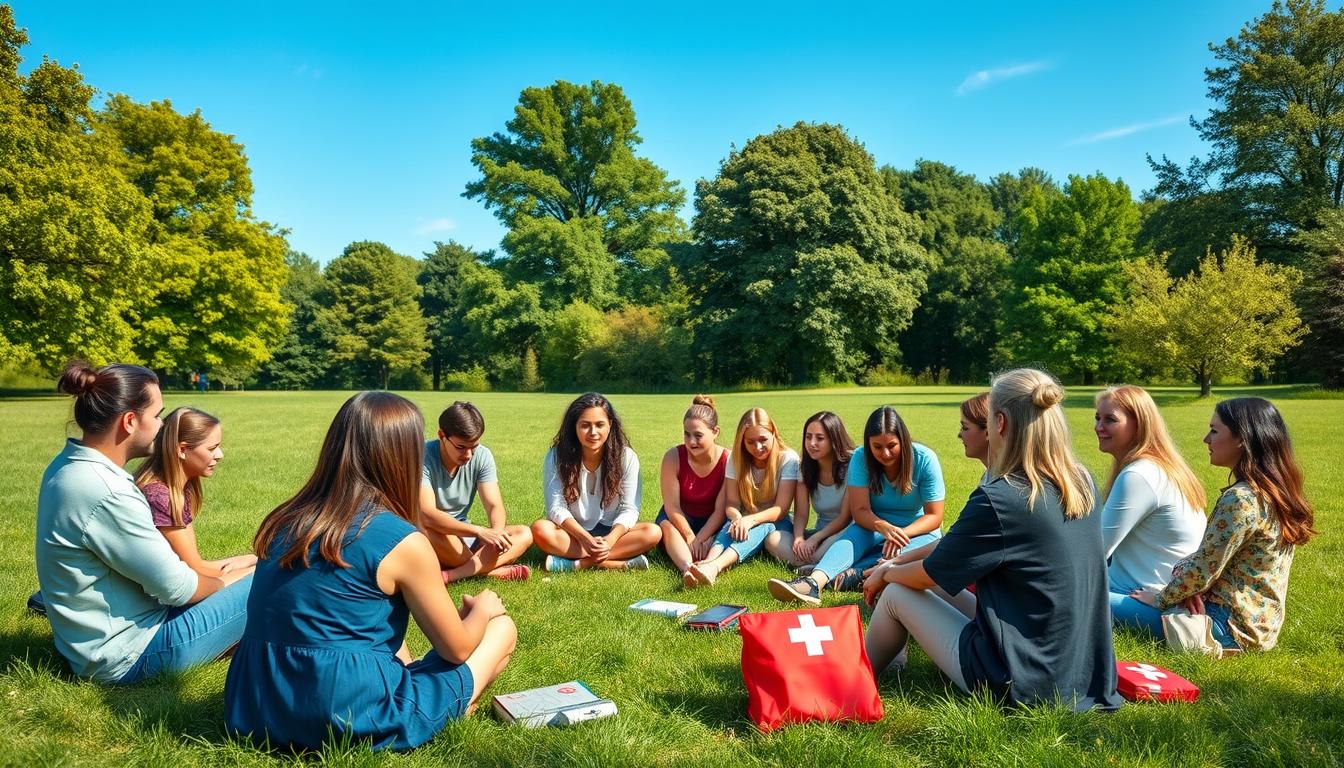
top-left (32, 360), bottom-right (1317, 750)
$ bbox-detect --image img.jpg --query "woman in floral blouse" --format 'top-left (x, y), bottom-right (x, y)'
top-left (1134, 397), bottom-right (1317, 652)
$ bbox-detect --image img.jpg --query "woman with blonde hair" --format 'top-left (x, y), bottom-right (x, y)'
top-left (1094, 385), bottom-right (1205, 634)
top-left (135, 407), bottom-right (257, 579)
top-left (862, 368), bottom-right (1120, 711)
top-left (683, 407), bottom-right (798, 587)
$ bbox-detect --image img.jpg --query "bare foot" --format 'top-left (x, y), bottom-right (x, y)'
top-left (686, 563), bottom-right (715, 587)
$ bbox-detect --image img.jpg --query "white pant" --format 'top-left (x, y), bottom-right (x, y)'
top-left (864, 583), bottom-right (975, 692)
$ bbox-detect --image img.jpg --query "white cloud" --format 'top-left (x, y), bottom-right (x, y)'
top-left (956, 61), bottom-right (1050, 95)
top-left (1069, 114), bottom-right (1187, 145)
top-left (414, 217), bottom-right (458, 235)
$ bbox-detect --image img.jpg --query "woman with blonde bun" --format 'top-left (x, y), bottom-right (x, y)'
top-left (862, 368), bottom-right (1121, 711)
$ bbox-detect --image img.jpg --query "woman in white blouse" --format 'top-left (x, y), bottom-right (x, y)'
top-left (531, 393), bottom-right (662, 571)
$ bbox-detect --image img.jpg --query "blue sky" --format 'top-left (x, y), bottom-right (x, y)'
top-left (11, 1), bottom-right (1279, 263)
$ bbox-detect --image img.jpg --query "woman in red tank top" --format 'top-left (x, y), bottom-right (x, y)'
top-left (657, 395), bottom-right (729, 581)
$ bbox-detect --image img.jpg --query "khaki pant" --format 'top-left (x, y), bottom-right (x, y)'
top-left (864, 583), bottom-right (975, 692)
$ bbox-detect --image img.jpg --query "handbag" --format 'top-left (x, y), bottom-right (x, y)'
top-left (1160, 608), bottom-right (1223, 658)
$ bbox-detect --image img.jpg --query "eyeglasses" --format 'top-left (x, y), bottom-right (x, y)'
top-left (445, 437), bottom-right (479, 453)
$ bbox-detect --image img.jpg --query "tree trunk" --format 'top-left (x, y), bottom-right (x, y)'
top-left (432, 352), bottom-right (441, 391)
top-left (381, 365), bottom-right (390, 391)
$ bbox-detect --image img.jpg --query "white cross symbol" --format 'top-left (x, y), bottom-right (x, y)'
top-left (788, 614), bottom-right (834, 656)
top-left (1124, 663), bottom-right (1168, 682)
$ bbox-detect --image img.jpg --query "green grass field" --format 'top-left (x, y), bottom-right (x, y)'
top-left (1, 386), bottom-right (1340, 767)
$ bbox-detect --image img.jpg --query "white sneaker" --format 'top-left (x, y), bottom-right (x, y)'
top-left (625, 555), bottom-right (649, 571)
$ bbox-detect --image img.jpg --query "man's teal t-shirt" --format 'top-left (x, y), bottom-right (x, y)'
top-left (845, 443), bottom-right (945, 526)
top-left (421, 440), bottom-right (498, 522)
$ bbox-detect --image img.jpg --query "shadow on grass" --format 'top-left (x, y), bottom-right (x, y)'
top-left (2, 615), bottom-right (234, 745)
top-left (646, 660), bottom-right (754, 730)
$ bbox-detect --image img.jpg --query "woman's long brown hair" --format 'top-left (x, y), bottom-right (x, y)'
top-left (553, 392), bottom-right (631, 508)
top-left (1216, 398), bottom-right (1317, 546)
top-left (253, 392), bottom-right (425, 568)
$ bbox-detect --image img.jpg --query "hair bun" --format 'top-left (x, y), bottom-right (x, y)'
top-left (692, 394), bottom-right (716, 410)
top-left (57, 361), bottom-right (98, 396)
top-left (1031, 381), bottom-right (1063, 409)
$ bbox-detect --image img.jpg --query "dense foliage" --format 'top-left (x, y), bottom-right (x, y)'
top-left (2, 1), bottom-right (1340, 390)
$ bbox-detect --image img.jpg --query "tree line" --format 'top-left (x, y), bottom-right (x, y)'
top-left (3, 1), bottom-right (1342, 394)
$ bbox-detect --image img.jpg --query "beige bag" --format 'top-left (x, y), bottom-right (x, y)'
top-left (1161, 608), bottom-right (1224, 658)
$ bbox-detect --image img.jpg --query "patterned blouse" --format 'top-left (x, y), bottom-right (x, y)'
top-left (1157, 482), bottom-right (1294, 651)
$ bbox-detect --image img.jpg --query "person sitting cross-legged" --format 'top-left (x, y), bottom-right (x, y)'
top-left (420, 402), bottom-right (533, 583)
top-left (531, 393), bottom-right (662, 571)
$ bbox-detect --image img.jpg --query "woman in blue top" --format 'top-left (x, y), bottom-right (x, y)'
top-left (224, 392), bottom-right (517, 751)
top-left (768, 405), bottom-right (944, 604)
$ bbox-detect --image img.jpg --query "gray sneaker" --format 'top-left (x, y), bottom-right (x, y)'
top-left (767, 576), bottom-right (822, 605)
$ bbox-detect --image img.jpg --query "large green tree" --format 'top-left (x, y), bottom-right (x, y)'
top-left (418, 240), bottom-right (480, 389)
top-left (0, 8), bottom-right (152, 369)
top-left (1000, 173), bottom-right (1144, 383)
top-left (987, 167), bottom-right (1058, 248)
top-left (1148, 0), bottom-right (1344, 260)
top-left (98, 95), bottom-right (289, 374)
top-left (255, 251), bottom-right (334, 390)
top-left (883, 161), bottom-right (1009, 383)
top-left (457, 262), bottom-right (548, 388)
top-left (688, 122), bottom-right (929, 383)
top-left (464, 80), bottom-right (687, 307)
top-left (1291, 209), bottom-right (1344, 386)
top-left (320, 241), bottom-right (428, 389)
top-left (1111, 237), bottom-right (1305, 395)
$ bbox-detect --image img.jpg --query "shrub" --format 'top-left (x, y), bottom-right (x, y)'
top-left (443, 365), bottom-right (491, 392)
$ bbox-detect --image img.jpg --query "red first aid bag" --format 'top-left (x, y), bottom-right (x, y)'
top-left (738, 605), bottom-right (884, 731)
top-left (1115, 661), bottom-right (1200, 702)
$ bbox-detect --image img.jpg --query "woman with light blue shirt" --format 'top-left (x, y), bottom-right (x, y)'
top-left (769, 405), bottom-right (945, 604)
top-left (35, 361), bottom-right (253, 683)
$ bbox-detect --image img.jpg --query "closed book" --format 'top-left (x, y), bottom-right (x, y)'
top-left (684, 603), bottom-right (748, 631)
top-left (1115, 661), bottom-right (1200, 702)
top-left (628, 598), bottom-right (698, 619)
top-left (493, 681), bottom-right (618, 728)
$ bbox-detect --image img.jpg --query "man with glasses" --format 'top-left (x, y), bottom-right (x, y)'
top-left (420, 402), bottom-right (534, 582)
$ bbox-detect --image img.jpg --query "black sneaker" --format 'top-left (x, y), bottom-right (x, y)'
top-left (830, 568), bottom-right (863, 592)
top-left (26, 591), bottom-right (47, 617)
top-left (767, 576), bottom-right (821, 605)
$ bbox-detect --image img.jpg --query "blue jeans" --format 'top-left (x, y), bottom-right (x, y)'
top-left (117, 574), bottom-right (254, 683)
top-left (713, 516), bottom-right (790, 562)
top-left (1115, 590), bottom-right (1243, 651)
top-left (1205, 600), bottom-right (1241, 650)
top-left (1109, 587), bottom-right (1164, 636)
top-left (812, 522), bottom-right (941, 581)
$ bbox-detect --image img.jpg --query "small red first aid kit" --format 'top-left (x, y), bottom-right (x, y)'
top-left (1115, 661), bottom-right (1200, 702)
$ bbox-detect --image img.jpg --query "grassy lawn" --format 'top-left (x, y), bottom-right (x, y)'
top-left (1, 386), bottom-right (1340, 767)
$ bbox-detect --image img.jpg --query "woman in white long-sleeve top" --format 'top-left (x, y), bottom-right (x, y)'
top-left (531, 392), bottom-right (662, 571)
top-left (1094, 385), bottom-right (1206, 635)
